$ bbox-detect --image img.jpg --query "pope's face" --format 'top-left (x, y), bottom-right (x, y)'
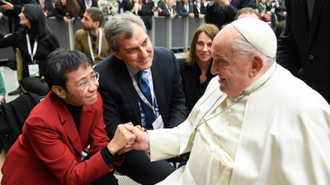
top-left (112, 23), bottom-right (154, 71)
top-left (211, 26), bottom-right (255, 98)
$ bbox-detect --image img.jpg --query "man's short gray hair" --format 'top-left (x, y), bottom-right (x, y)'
top-left (104, 13), bottom-right (147, 52)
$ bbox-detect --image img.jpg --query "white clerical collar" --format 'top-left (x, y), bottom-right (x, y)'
top-left (243, 62), bottom-right (277, 95)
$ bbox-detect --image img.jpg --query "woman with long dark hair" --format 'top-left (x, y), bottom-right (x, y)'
top-left (53, 0), bottom-right (81, 22)
top-left (0, 4), bottom-right (59, 96)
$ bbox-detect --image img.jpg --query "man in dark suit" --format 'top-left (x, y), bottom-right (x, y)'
top-left (205, 0), bottom-right (256, 29)
top-left (277, 0), bottom-right (330, 104)
top-left (192, 0), bottom-right (206, 18)
top-left (77, 0), bottom-right (98, 17)
top-left (176, 0), bottom-right (194, 17)
top-left (94, 13), bottom-right (188, 185)
top-left (36, 0), bottom-right (55, 17)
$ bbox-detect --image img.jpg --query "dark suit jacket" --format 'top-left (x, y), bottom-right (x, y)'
top-left (1, 92), bottom-right (119, 185)
top-left (205, 0), bottom-right (256, 29)
top-left (78, 0), bottom-right (98, 17)
top-left (277, 0), bottom-right (330, 103)
top-left (36, 0), bottom-right (55, 17)
top-left (176, 1), bottom-right (194, 17)
top-left (192, 2), bottom-right (206, 18)
top-left (94, 47), bottom-right (188, 138)
top-left (145, 0), bottom-right (169, 16)
top-left (117, 0), bottom-right (133, 14)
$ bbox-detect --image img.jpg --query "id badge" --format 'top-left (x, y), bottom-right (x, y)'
top-left (28, 64), bottom-right (40, 77)
top-left (152, 115), bottom-right (164, 130)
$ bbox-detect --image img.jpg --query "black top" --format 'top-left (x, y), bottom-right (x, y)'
top-left (0, 29), bottom-right (59, 78)
top-left (178, 58), bottom-right (216, 112)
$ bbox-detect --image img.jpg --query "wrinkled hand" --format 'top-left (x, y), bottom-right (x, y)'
top-left (108, 123), bottom-right (136, 155)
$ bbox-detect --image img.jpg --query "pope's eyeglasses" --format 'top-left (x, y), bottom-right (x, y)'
top-left (66, 71), bottom-right (99, 91)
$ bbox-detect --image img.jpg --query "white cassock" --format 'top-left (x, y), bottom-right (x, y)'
top-left (148, 62), bottom-right (330, 185)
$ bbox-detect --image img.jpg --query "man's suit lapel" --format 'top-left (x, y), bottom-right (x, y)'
top-left (150, 53), bottom-right (165, 114)
top-left (114, 59), bottom-right (141, 122)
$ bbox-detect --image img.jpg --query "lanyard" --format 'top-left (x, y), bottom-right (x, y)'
top-left (87, 29), bottom-right (102, 62)
top-left (26, 34), bottom-right (38, 62)
top-left (129, 69), bottom-right (156, 116)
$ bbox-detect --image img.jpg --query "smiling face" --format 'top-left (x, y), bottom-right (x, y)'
top-left (211, 26), bottom-right (256, 97)
top-left (195, 31), bottom-right (213, 65)
top-left (112, 22), bottom-right (154, 71)
top-left (62, 65), bottom-right (99, 106)
top-left (18, 8), bottom-right (31, 28)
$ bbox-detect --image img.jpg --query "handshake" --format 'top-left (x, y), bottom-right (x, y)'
top-left (108, 123), bottom-right (149, 155)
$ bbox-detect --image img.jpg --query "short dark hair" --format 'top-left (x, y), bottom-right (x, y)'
top-left (44, 49), bottom-right (90, 91)
top-left (85, 7), bottom-right (105, 26)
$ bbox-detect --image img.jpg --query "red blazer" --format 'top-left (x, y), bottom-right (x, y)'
top-left (1, 92), bottom-right (121, 185)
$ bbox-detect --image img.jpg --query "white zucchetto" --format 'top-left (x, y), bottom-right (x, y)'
top-left (231, 18), bottom-right (277, 58)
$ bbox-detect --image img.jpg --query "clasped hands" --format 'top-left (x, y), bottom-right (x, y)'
top-left (108, 123), bottom-right (149, 155)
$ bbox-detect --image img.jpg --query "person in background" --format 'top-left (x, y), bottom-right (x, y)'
top-left (176, 0), bottom-right (194, 18)
top-left (53, 0), bottom-right (80, 22)
top-left (126, 17), bottom-right (330, 185)
top-left (78, 0), bottom-right (98, 17)
top-left (74, 7), bottom-right (111, 66)
top-left (1, 0), bottom-right (37, 96)
top-left (94, 13), bottom-right (188, 185)
top-left (192, 0), bottom-right (206, 18)
top-left (36, 0), bottom-right (55, 17)
top-left (234, 7), bottom-right (260, 20)
top-left (145, 0), bottom-right (170, 17)
top-left (130, 0), bottom-right (152, 30)
top-left (0, 4), bottom-right (59, 96)
top-left (98, 0), bottom-right (119, 17)
top-left (276, 0), bottom-right (330, 103)
top-left (1, 49), bottom-right (137, 185)
top-left (0, 73), bottom-right (5, 103)
top-left (205, 0), bottom-right (256, 29)
top-left (0, 0), bottom-right (37, 33)
top-left (117, 0), bottom-right (132, 14)
top-left (164, 0), bottom-right (177, 19)
top-left (178, 24), bottom-right (219, 112)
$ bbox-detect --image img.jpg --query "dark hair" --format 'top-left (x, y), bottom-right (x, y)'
top-left (55, 0), bottom-right (80, 17)
top-left (185, 24), bottom-right (219, 65)
top-left (44, 48), bottom-right (90, 91)
top-left (85, 7), bottom-right (105, 26)
top-left (22, 4), bottom-right (50, 41)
